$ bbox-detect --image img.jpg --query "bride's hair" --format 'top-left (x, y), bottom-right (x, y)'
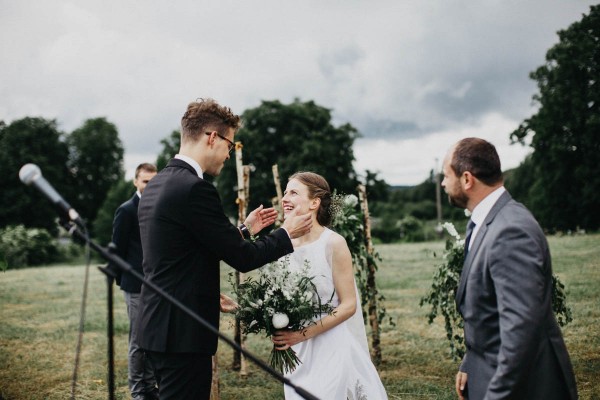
top-left (288, 171), bottom-right (332, 227)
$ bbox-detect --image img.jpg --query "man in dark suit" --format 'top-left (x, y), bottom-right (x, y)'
top-left (112, 162), bottom-right (158, 400)
top-left (441, 137), bottom-right (578, 400)
top-left (137, 98), bottom-right (312, 399)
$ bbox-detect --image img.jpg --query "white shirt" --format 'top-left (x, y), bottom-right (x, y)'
top-left (468, 186), bottom-right (506, 249)
top-left (175, 154), bottom-right (203, 178)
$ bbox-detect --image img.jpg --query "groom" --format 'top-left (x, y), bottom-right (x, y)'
top-left (137, 98), bottom-right (312, 399)
top-left (441, 137), bottom-right (578, 399)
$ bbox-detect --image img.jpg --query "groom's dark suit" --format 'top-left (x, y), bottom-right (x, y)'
top-left (137, 159), bottom-right (292, 356)
top-left (456, 191), bottom-right (577, 400)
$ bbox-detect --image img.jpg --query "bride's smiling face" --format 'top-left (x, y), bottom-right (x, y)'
top-left (282, 178), bottom-right (319, 219)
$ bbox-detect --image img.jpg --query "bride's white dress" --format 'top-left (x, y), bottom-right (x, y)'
top-left (283, 228), bottom-right (388, 400)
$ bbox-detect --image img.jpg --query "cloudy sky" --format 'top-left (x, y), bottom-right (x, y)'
top-left (1, 1), bottom-right (595, 185)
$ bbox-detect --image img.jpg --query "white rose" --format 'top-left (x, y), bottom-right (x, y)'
top-left (344, 194), bottom-right (358, 207)
top-left (272, 312), bottom-right (289, 329)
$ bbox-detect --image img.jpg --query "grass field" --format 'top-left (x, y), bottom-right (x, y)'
top-left (1, 234), bottom-right (598, 399)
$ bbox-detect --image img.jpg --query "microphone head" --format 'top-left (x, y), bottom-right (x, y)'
top-left (19, 163), bottom-right (41, 185)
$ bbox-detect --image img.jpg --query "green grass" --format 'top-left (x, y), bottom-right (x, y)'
top-left (1, 234), bottom-right (598, 399)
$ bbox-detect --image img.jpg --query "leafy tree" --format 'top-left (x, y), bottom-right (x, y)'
top-left (66, 118), bottom-right (124, 233)
top-left (216, 99), bottom-right (360, 217)
top-left (0, 117), bottom-right (70, 234)
top-left (504, 157), bottom-right (536, 205)
top-left (93, 179), bottom-right (136, 246)
top-left (362, 170), bottom-right (390, 203)
top-left (156, 130), bottom-right (181, 171)
top-left (510, 5), bottom-right (600, 231)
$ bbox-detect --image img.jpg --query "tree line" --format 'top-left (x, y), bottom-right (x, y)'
top-left (1, 5), bottom-right (598, 266)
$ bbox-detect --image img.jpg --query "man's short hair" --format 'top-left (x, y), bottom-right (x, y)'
top-left (451, 137), bottom-right (503, 186)
top-left (180, 98), bottom-right (241, 143)
top-left (135, 163), bottom-right (157, 179)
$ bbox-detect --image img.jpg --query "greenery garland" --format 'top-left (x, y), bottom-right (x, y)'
top-left (330, 193), bottom-right (394, 330)
top-left (420, 222), bottom-right (573, 360)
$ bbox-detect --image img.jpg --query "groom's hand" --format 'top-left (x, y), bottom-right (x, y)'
top-left (244, 205), bottom-right (278, 235)
top-left (281, 208), bottom-right (312, 239)
top-left (455, 371), bottom-right (467, 400)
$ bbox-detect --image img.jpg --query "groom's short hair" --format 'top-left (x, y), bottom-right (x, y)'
top-left (180, 98), bottom-right (241, 144)
top-left (451, 137), bottom-right (503, 186)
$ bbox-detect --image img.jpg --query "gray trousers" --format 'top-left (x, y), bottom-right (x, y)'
top-left (124, 291), bottom-right (156, 398)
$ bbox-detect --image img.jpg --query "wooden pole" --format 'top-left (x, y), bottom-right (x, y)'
top-left (357, 184), bottom-right (381, 366)
top-left (209, 355), bottom-right (219, 400)
top-left (434, 158), bottom-right (443, 238)
top-left (232, 142), bottom-right (249, 376)
top-left (272, 164), bottom-right (284, 224)
top-left (239, 165), bottom-right (250, 376)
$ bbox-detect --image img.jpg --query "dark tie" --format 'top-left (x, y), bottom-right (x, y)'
top-left (464, 219), bottom-right (476, 260)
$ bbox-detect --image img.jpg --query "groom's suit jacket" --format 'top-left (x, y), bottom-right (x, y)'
top-left (456, 191), bottom-right (578, 400)
top-left (137, 159), bottom-right (293, 355)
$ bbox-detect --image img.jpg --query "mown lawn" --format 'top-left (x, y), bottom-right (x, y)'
top-left (1, 234), bottom-right (598, 399)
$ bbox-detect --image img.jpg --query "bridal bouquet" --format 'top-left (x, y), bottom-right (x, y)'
top-left (232, 256), bottom-right (334, 374)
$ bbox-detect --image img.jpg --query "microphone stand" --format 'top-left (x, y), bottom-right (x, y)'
top-left (99, 255), bottom-right (118, 400)
top-left (60, 220), bottom-right (319, 400)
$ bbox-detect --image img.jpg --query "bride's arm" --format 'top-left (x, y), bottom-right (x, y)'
top-left (272, 233), bottom-right (357, 349)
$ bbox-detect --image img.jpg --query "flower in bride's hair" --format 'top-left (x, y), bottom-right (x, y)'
top-left (329, 193), bottom-right (346, 222)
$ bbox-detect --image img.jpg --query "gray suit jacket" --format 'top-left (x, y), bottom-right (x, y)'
top-left (456, 191), bottom-right (578, 400)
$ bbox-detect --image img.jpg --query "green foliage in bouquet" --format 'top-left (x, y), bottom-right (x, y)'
top-left (231, 257), bottom-right (335, 373)
top-left (420, 222), bottom-right (573, 360)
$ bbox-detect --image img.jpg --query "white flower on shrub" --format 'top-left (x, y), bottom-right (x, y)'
top-left (344, 194), bottom-right (358, 207)
top-left (441, 222), bottom-right (460, 241)
top-left (272, 312), bottom-right (289, 329)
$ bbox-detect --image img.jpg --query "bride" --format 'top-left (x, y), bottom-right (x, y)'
top-left (272, 172), bottom-right (388, 400)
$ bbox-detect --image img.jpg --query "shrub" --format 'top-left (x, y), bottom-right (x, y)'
top-left (398, 215), bottom-right (425, 242)
top-left (371, 216), bottom-right (401, 243)
top-left (0, 225), bottom-right (72, 269)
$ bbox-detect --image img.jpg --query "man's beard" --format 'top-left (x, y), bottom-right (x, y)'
top-left (448, 191), bottom-right (468, 209)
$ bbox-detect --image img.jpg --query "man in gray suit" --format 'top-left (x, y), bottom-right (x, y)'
top-left (441, 137), bottom-right (578, 400)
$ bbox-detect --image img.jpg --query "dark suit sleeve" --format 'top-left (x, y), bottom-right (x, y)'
top-left (186, 181), bottom-right (292, 271)
top-left (111, 204), bottom-right (134, 285)
top-left (485, 221), bottom-right (548, 398)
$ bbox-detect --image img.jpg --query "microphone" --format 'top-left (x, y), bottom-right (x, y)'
top-left (19, 163), bottom-right (85, 228)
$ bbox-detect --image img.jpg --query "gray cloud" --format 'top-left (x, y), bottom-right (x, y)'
top-left (0, 0), bottom-right (595, 184)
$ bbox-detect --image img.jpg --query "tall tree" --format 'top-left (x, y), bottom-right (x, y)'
top-left (510, 5), bottom-right (600, 230)
top-left (363, 170), bottom-right (390, 203)
top-left (0, 117), bottom-right (70, 233)
top-left (216, 99), bottom-right (360, 217)
top-left (67, 118), bottom-right (124, 232)
top-left (156, 130), bottom-right (181, 171)
top-left (93, 178), bottom-right (135, 246)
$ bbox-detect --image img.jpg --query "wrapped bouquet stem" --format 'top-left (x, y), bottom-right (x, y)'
top-left (231, 256), bottom-right (334, 374)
